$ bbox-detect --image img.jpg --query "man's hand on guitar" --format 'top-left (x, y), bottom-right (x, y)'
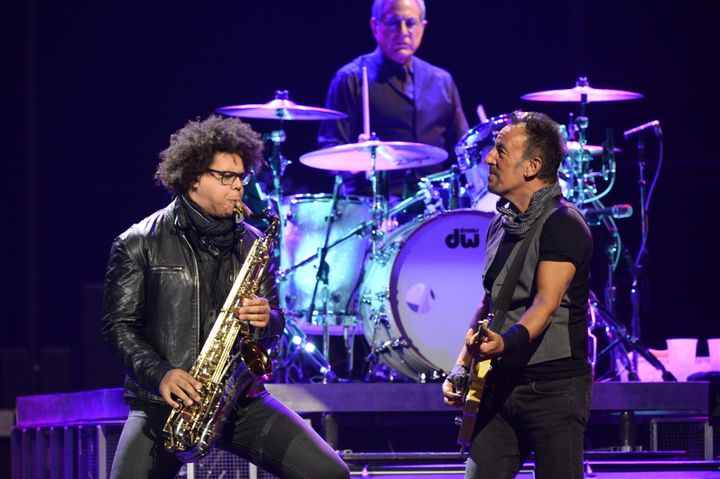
top-left (465, 327), bottom-right (505, 361)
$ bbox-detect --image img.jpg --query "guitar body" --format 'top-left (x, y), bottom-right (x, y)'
top-left (457, 318), bottom-right (492, 451)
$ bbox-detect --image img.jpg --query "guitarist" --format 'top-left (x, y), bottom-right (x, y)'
top-left (442, 111), bottom-right (593, 479)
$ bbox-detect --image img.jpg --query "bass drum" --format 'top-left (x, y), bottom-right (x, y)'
top-left (360, 209), bottom-right (494, 380)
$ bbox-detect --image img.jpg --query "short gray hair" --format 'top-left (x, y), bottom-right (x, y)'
top-left (371, 0), bottom-right (426, 21)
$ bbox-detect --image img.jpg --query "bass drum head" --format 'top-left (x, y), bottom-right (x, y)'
top-left (361, 209), bottom-right (494, 380)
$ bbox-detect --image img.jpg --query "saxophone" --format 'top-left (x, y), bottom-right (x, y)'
top-left (163, 201), bottom-right (279, 462)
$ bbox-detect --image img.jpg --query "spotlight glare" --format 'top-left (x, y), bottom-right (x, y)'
top-left (291, 335), bottom-right (302, 345)
top-left (304, 342), bottom-right (316, 353)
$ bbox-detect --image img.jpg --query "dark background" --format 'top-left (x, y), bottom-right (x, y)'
top-left (3, 0), bottom-right (719, 403)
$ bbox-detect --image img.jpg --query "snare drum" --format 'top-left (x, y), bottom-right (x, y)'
top-left (279, 194), bottom-right (371, 321)
top-left (359, 209), bottom-right (494, 380)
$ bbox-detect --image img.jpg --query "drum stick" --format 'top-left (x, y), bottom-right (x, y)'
top-left (476, 104), bottom-right (488, 123)
top-left (362, 66), bottom-right (370, 138)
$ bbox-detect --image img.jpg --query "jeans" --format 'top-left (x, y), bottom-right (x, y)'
top-left (465, 374), bottom-right (592, 479)
top-left (110, 394), bottom-right (350, 479)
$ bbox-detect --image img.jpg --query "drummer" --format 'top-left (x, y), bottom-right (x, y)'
top-left (317, 0), bottom-right (468, 199)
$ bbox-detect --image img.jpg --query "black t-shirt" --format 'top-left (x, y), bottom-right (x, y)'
top-left (484, 205), bottom-right (593, 381)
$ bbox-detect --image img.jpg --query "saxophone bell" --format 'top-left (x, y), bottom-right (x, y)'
top-left (240, 336), bottom-right (273, 382)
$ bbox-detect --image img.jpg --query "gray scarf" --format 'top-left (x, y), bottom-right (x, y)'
top-left (496, 181), bottom-right (563, 238)
top-left (180, 194), bottom-right (239, 255)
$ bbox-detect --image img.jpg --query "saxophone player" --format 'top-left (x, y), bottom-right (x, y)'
top-left (101, 115), bottom-right (350, 479)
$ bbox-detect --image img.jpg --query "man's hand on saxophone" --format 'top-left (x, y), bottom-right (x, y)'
top-left (160, 369), bottom-right (203, 409)
top-left (235, 296), bottom-right (271, 328)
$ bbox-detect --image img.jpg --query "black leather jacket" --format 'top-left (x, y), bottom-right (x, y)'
top-left (101, 199), bottom-right (284, 405)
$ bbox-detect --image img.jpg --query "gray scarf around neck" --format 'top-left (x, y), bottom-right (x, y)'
top-left (179, 194), bottom-right (238, 255)
top-left (496, 181), bottom-right (563, 238)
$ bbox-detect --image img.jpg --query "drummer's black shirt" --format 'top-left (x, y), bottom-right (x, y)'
top-left (484, 205), bottom-right (593, 381)
top-left (318, 48), bottom-right (468, 195)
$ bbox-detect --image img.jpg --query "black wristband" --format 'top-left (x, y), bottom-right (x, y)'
top-left (447, 363), bottom-right (470, 390)
top-left (501, 323), bottom-right (530, 355)
top-left (449, 363), bottom-right (470, 377)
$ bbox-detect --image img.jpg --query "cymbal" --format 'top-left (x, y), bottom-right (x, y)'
top-left (300, 140), bottom-right (448, 171)
top-left (521, 78), bottom-right (643, 103)
top-left (216, 90), bottom-right (347, 121)
top-left (566, 141), bottom-right (622, 155)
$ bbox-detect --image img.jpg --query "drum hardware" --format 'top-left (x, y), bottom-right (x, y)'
top-left (375, 337), bottom-right (410, 353)
top-left (275, 313), bottom-right (337, 384)
top-left (362, 310), bottom-right (392, 382)
top-left (589, 291), bottom-right (675, 382)
top-left (418, 166), bottom-right (465, 212)
top-left (304, 175), bottom-right (345, 380)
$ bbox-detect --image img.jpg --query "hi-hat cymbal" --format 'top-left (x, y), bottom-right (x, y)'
top-left (521, 78), bottom-right (643, 103)
top-left (300, 140), bottom-right (448, 171)
top-left (566, 141), bottom-right (622, 155)
top-left (216, 90), bottom-right (347, 121)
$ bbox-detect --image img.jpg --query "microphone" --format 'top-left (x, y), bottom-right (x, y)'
top-left (583, 204), bottom-right (633, 220)
top-left (623, 120), bottom-right (662, 139)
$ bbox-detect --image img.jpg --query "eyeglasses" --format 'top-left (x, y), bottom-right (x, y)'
top-left (380, 17), bottom-right (423, 33)
top-left (206, 168), bottom-right (254, 186)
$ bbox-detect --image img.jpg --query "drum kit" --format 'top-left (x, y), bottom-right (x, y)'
top-left (216, 76), bottom-right (665, 383)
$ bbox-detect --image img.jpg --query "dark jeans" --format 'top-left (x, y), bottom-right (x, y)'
top-left (110, 394), bottom-right (350, 479)
top-left (465, 374), bottom-right (592, 479)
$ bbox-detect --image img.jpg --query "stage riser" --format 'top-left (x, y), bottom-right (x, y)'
top-left (10, 424), bottom-right (278, 479)
top-left (650, 418), bottom-right (717, 460)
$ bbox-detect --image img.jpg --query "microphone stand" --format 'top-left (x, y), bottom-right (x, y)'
top-left (306, 175), bottom-right (344, 381)
top-left (592, 292), bottom-right (676, 382)
top-left (632, 136), bottom-right (649, 356)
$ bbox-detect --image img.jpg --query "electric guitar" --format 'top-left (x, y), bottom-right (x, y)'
top-left (456, 316), bottom-right (492, 452)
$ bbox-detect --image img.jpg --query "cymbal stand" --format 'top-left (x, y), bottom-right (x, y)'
top-left (367, 136), bottom-right (387, 256)
top-left (263, 126), bottom-right (290, 260)
top-left (573, 85), bottom-right (591, 205)
top-left (305, 175), bottom-right (343, 381)
top-left (562, 78), bottom-right (616, 206)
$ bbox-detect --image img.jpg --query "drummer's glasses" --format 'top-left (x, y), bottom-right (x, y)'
top-left (380, 17), bottom-right (423, 33)
top-left (206, 168), bottom-right (254, 186)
